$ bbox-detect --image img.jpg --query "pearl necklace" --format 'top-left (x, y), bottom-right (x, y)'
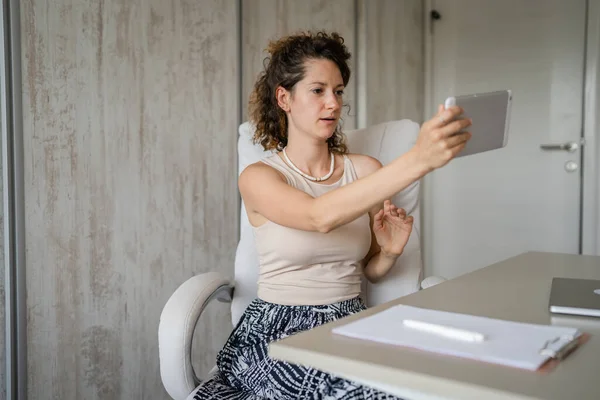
top-left (282, 147), bottom-right (335, 182)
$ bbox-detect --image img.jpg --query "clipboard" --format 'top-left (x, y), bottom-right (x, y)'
top-left (537, 333), bottom-right (589, 374)
top-left (332, 305), bottom-right (587, 372)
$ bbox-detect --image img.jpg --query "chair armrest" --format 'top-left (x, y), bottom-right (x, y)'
top-left (420, 275), bottom-right (448, 289)
top-left (159, 272), bottom-right (234, 400)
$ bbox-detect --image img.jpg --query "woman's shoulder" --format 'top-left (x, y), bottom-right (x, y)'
top-left (345, 153), bottom-right (382, 179)
top-left (239, 156), bottom-right (287, 185)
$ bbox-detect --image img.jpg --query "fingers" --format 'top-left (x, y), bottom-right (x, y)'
top-left (384, 200), bottom-right (390, 215)
top-left (439, 106), bottom-right (466, 126)
top-left (373, 209), bottom-right (384, 229)
top-left (438, 131), bottom-right (472, 151)
top-left (426, 105), bottom-right (465, 130)
top-left (383, 200), bottom-right (398, 217)
top-left (389, 204), bottom-right (406, 218)
top-left (382, 202), bottom-right (411, 221)
top-left (449, 140), bottom-right (469, 158)
top-left (438, 117), bottom-right (472, 138)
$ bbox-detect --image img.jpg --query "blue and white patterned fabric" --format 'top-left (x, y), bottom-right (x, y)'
top-left (192, 297), bottom-right (402, 400)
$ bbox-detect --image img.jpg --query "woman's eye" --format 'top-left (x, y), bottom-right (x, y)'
top-left (336, 90), bottom-right (344, 96)
top-left (312, 88), bottom-right (323, 94)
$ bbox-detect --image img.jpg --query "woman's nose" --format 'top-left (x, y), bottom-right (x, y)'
top-left (325, 91), bottom-right (341, 110)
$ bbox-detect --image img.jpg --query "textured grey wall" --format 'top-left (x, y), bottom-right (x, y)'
top-left (9, 0), bottom-right (424, 398)
top-left (242, 0), bottom-right (424, 130)
top-left (360, 0), bottom-right (424, 126)
top-left (242, 0), bottom-right (358, 130)
top-left (20, 0), bottom-right (239, 398)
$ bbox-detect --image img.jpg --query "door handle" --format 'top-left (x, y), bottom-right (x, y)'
top-left (539, 140), bottom-right (585, 152)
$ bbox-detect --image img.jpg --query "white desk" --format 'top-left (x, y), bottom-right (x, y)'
top-left (269, 252), bottom-right (600, 400)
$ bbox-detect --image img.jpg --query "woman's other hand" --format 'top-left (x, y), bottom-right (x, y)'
top-left (373, 200), bottom-right (413, 257)
top-left (412, 104), bottom-right (472, 171)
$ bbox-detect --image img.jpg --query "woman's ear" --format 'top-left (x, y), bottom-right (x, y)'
top-left (276, 86), bottom-right (290, 112)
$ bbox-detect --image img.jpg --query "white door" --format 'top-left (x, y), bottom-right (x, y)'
top-left (424, 0), bottom-right (587, 279)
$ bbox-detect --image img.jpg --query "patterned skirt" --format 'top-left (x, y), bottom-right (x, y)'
top-left (192, 297), bottom-right (402, 400)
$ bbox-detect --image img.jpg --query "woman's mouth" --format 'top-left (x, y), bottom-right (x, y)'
top-left (320, 118), bottom-right (337, 125)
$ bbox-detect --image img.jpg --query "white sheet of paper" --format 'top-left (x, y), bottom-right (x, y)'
top-left (332, 305), bottom-right (580, 370)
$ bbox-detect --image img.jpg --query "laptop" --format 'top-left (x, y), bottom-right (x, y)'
top-left (549, 277), bottom-right (600, 318)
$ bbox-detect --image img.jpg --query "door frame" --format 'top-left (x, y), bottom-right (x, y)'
top-left (422, 0), bottom-right (600, 276)
top-left (1, 0), bottom-right (27, 398)
top-left (581, 0), bottom-right (600, 257)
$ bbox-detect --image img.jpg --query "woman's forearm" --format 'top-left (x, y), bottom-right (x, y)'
top-left (310, 149), bottom-right (429, 233)
top-left (363, 250), bottom-right (399, 283)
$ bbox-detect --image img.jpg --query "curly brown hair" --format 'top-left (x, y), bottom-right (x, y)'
top-left (248, 31), bottom-right (351, 154)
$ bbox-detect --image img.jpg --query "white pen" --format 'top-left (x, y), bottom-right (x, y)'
top-left (403, 319), bottom-right (486, 342)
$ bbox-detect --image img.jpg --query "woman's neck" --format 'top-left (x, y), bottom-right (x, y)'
top-left (284, 137), bottom-right (332, 177)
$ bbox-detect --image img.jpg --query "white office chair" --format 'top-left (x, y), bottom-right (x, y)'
top-left (158, 120), bottom-right (447, 400)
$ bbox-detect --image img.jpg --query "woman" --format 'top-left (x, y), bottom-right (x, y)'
top-left (194, 31), bottom-right (471, 400)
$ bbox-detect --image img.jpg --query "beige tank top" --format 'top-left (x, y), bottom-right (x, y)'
top-left (254, 153), bottom-right (372, 306)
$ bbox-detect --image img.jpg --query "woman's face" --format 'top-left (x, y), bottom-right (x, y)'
top-left (278, 58), bottom-right (344, 143)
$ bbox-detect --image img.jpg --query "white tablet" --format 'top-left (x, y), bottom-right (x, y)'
top-left (444, 90), bottom-right (512, 158)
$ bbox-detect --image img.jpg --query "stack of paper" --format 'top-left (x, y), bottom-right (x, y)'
top-left (332, 305), bottom-right (581, 370)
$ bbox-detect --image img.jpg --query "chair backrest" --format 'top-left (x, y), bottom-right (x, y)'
top-left (231, 120), bottom-right (424, 325)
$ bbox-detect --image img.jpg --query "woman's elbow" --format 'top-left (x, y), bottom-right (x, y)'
top-left (312, 215), bottom-right (334, 233)
top-left (308, 205), bottom-right (336, 233)
top-left (364, 273), bottom-right (381, 284)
